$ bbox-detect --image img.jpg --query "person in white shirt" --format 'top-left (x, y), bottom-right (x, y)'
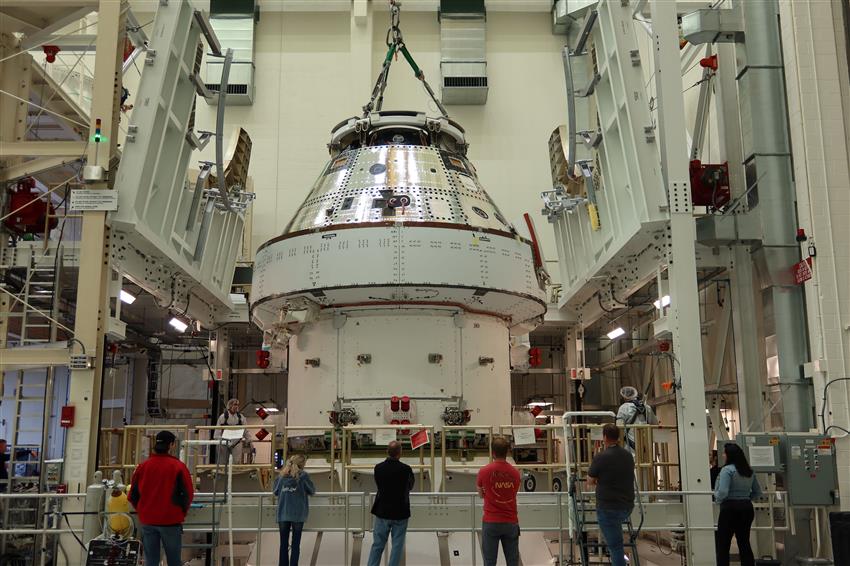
top-left (215, 399), bottom-right (252, 464)
top-left (615, 386), bottom-right (657, 454)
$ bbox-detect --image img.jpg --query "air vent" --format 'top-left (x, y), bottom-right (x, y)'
top-left (203, 15), bottom-right (256, 105)
top-left (443, 76), bottom-right (488, 88)
top-left (439, 10), bottom-right (488, 105)
top-left (206, 83), bottom-right (249, 95)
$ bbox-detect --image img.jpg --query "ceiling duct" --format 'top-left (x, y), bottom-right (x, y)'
top-left (439, 0), bottom-right (488, 105)
top-left (204, 0), bottom-right (258, 105)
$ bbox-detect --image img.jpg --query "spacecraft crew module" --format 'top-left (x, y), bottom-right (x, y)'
top-left (251, 111), bottom-right (547, 429)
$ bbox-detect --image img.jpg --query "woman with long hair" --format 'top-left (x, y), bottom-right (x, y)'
top-left (273, 454), bottom-right (315, 566)
top-left (714, 443), bottom-right (763, 566)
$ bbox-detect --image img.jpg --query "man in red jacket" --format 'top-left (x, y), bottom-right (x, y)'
top-left (129, 431), bottom-right (194, 566)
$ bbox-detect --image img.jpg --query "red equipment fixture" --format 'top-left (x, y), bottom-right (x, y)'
top-left (699, 54), bottom-right (718, 71)
top-left (529, 405), bottom-right (543, 417)
top-left (256, 349), bottom-right (270, 368)
top-left (528, 347), bottom-right (542, 368)
top-left (60, 406), bottom-right (75, 428)
top-left (255, 406), bottom-right (269, 420)
top-left (400, 395), bottom-right (411, 412)
top-left (689, 160), bottom-right (731, 208)
top-left (42, 45), bottom-right (60, 63)
top-left (390, 396), bottom-right (400, 412)
top-left (3, 177), bottom-right (58, 237)
top-left (400, 419), bottom-right (410, 435)
top-left (255, 428), bottom-right (270, 441)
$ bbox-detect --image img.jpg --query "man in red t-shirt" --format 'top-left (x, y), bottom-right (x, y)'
top-left (476, 436), bottom-right (521, 566)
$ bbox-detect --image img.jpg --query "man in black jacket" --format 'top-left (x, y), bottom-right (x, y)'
top-left (367, 441), bottom-right (415, 566)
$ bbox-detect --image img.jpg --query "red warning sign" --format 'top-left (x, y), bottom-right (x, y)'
top-left (410, 429), bottom-right (430, 450)
top-left (792, 257), bottom-right (813, 285)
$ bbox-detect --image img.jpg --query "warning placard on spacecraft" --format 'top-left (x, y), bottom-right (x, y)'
top-left (374, 429), bottom-right (397, 446)
top-left (513, 427), bottom-right (537, 446)
top-left (70, 189), bottom-right (118, 211)
top-left (410, 429), bottom-right (430, 450)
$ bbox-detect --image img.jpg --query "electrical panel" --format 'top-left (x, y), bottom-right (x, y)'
top-left (784, 434), bottom-right (837, 506)
top-left (730, 433), bottom-right (838, 506)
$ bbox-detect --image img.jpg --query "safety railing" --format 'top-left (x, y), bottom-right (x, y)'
top-left (97, 425), bottom-right (190, 479)
top-left (0, 488), bottom-right (792, 566)
top-left (189, 424), bottom-right (278, 481)
top-left (566, 422), bottom-right (679, 491)
top-left (440, 425), bottom-right (493, 490)
top-left (340, 425), bottom-right (436, 492)
top-left (281, 425), bottom-right (341, 492)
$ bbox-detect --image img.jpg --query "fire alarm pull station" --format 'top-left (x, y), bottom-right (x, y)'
top-left (60, 406), bottom-right (75, 428)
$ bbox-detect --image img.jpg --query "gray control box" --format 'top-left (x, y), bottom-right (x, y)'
top-left (784, 434), bottom-right (837, 505)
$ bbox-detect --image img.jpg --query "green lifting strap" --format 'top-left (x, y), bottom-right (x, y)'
top-left (384, 43), bottom-right (397, 64)
top-left (399, 45), bottom-right (422, 79)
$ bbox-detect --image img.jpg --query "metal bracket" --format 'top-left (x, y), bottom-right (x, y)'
top-left (190, 73), bottom-right (213, 99)
top-left (577, 73), bottom-right (601, 97)
top-left (577, 130), bottom-right (603, 149)
top-left (541, 185), bottom-right (588, 223)
top-left (573, 9), bottom-right (598, 56)
top-left (192, 10), bottom-right (222, 56)
top-left (144, 49), bottom-right (157, 66)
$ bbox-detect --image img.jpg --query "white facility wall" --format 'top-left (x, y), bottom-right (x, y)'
top-left (181, 11), bottom-right (566, 264)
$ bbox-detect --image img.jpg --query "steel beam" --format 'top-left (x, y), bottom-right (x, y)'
top-left (0, 156), bottom-right (81, 182)
top-left (19, 7), bottom-right (94, 50)
top-left (741, 0), bottom-right (813, 434)
top-left (0, 141), bottom-right (87, 157)
top-left (62, 0), bottom-right (125, 495)
top-left (0, 347), bottom-right (69, 369)
top-left (650, 1), bottom-right (715, 563)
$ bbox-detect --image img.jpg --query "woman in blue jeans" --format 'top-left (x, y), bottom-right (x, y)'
top-left (274, 455), bottom-right (315, 566)
top-left (714, 443), bottom-right (762, 566)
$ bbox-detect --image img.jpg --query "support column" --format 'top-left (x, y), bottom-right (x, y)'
top-left (63, 0), bottom-right (126, 490)
top-left (740, 0), bottom-right (813, 433)
top-left (779, 0), bottom-right (850, 510)
top-left (650, 1), bottom-right (715, 564)
top-left (350, 0), bottom-right (374, 103)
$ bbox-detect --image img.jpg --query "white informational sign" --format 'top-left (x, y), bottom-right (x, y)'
top-left (748, 445), bottom-right (776, 468)
top-left (590, 427), bottom-right (603, 441)
top-left (374, 429), bottom-right (397, 446)
top-left (70, 189), bottom-right (118, 211)
top-left (513, 427), bottom-right (536, 446)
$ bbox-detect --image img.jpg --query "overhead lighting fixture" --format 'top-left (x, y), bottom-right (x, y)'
top-left (119, 290), bottom-right (137, 305)
top-left (168, 317), bottom-right (188, 333)
top-left (606, 327), bottom-right (626, 340)
top-left (264, 407), bottom-right (280, 413)
top-left (526, 401), bottom-right (553, 407)
top-left (653, 295), bottom-right (671, 309)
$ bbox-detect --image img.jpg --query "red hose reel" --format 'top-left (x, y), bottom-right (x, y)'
top-left (3, 177), bottom-right (58, 237)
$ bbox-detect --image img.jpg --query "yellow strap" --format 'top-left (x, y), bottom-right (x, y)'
top-left (588, 203), bottom-right (601, 231)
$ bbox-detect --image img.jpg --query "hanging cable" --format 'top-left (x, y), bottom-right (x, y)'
top-left (362, 0), bottom-right (448, 118)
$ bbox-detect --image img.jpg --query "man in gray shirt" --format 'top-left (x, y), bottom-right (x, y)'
top-left (587, 424), bottom-right (635, 566)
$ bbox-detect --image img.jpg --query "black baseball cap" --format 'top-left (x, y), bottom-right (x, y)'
top-left (154, 430), bottom-right (176, 449)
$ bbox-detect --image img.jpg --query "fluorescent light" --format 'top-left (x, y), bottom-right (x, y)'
top-left (264, 407), bottom-right (280, 413)
top-left (606, 327), bottom-right (626, 340)
top-left (527, 401), bottom-right (553, 407)
top-left (119, 290), bottom-right (136, 305)
top-left (653, 295), bottom-right (671, 309)
top-left (168, 317), bottom-right (188, 333)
